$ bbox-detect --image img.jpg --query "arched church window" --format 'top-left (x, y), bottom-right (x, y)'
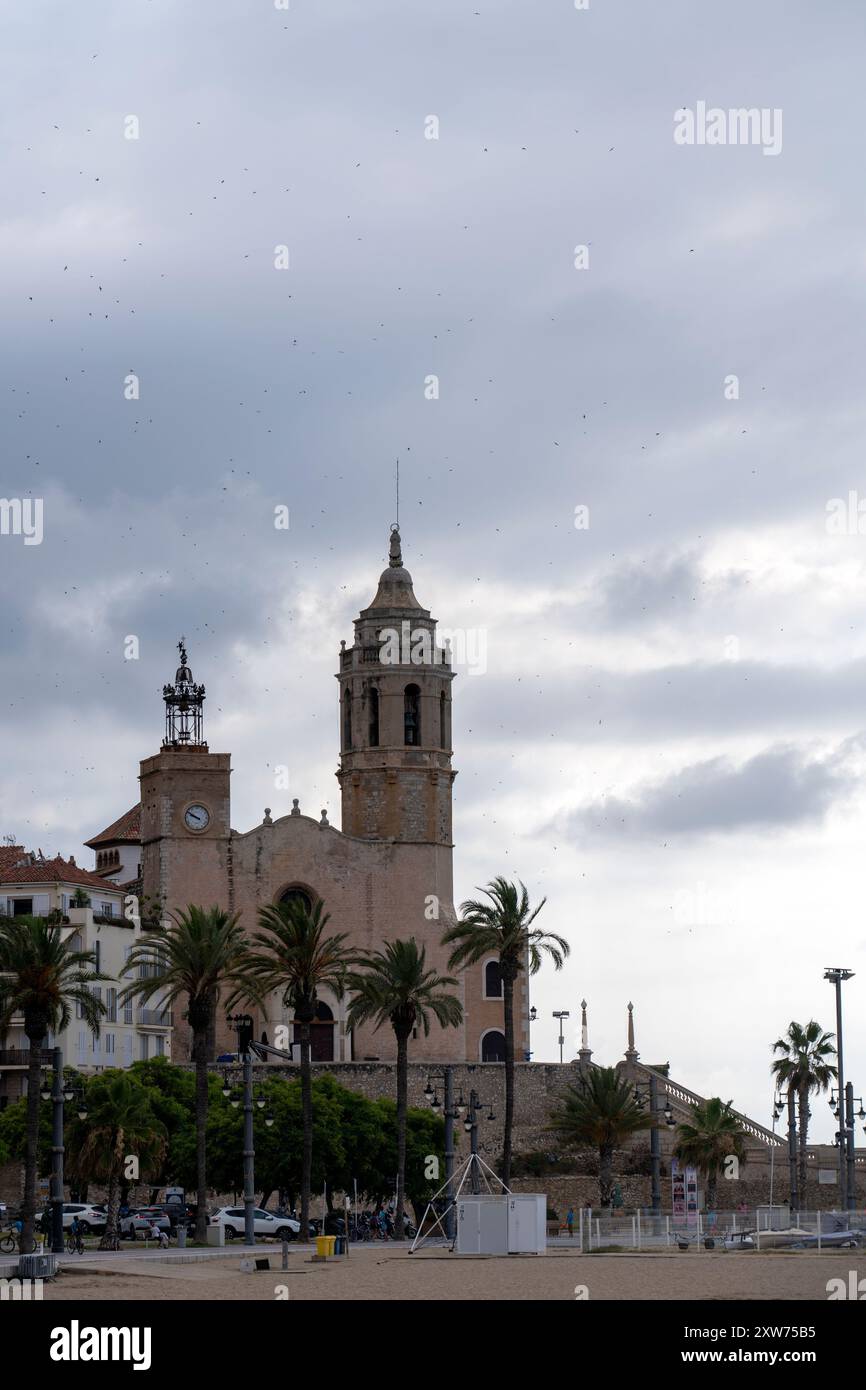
top-left (481, 1029), bottom-right (506, 1063)
top-left (404, 684), bottom-right (421, 746)
top-left (279, 886), bottom-right (313, 915)
top-left (440, 691), bottom-right (447, 749)
top-left (342, 689), bottom-right (353, 749)
top-left (368, 687), bottom-right (379, 747)
top-left (484, 960), bottom-right (503, 999)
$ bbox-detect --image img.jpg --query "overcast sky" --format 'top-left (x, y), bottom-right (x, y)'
top-left (2, 0), bottom-right (865, 1140)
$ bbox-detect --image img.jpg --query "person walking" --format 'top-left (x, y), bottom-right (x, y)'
top-left (566, 1206), bottom-right (575, 1238)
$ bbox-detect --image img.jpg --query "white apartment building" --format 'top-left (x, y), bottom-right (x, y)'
top-left (0, 849), bottom-right (171, 1107)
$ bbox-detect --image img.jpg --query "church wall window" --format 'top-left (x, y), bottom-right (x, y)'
top-left (484, 959), bottom-right (503, 999)
top-left (404, 684), bottom-right (421, 746)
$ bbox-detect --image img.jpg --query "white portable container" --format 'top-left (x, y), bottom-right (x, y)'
top-left (456, 1196), bottom-right (509, 1255)
top-left (507, 1194), bottom-right (547, 1254)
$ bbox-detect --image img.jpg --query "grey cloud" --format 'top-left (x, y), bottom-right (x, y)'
top-left (564, 738), bottom-right (863, 839)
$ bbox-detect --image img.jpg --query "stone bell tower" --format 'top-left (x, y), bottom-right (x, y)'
top-left (336, 526), bottom-right (456, 843)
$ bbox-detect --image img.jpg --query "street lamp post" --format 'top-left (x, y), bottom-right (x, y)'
top-left (227, 1013), bottom-right (256, 1246)
top-left (830, 1084), bottom-right (863, 1214)
top-left (824, 968), bottom-right (854, 1211)
top-left (425, 1067), bottom-right (458, 1238)
top-left (49, 1049), bottom-right (65, 1255)
top-left (634, 1077), bottom-right (675, 1216)
top-left (462, 1089), bottom-right (496, 1194)
top-left (552, 1011), bottom-right (570, 1065)
top-left (773, 1087), bottom-right (798, 1215)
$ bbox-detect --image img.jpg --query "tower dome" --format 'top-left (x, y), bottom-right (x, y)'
top-left (364, 525), bottom-right (423, 613)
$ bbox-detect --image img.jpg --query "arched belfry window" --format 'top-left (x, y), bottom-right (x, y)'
top-left (440, 691), bottom-right (447, 749)
top-left (368, 687), bottom-right (379, 747)
top-left (404, 684), bottom-right (421, 746)
top-left (342, 688), bottom-right (353, 749)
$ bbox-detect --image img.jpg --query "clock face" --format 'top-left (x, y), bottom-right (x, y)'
top-left (184, 803), bottom-right (210, 832)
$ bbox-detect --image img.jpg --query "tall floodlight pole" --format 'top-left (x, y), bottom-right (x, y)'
top-left (824, 968), bottom-right (854, 1211)
top-left (552, 1011), bottom-right (570, 1064)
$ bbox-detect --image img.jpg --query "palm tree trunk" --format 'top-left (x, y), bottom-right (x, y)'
top-left (393, 1031), bottom-right (408, 1240)
top-left (797, 1081), bottom-right (810, 1193)
top-left (21, 1033), bottom-right (45, 1254)
top-left (193, 1027), bottom-right (209, 1242)
top-left (300, 1025), bottom-right (312, 1241)
top-left (502, 973), bottom-right (515, 1188)
top-left (100, 1169), bottom-right (120, 1250)
top-left (599, 1143), bottom-right (613, 1207)
top-left (706, 1172), bottom-right (718, 1210)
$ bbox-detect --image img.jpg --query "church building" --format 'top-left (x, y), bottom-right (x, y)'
top-left (87, 527), bottom-right (528, 1066)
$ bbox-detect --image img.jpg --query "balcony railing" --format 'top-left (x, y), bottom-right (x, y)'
top-left (138, 1008), bottom-right (173, 1028)
top-left (0, 1048), bottom-right (54, 1067)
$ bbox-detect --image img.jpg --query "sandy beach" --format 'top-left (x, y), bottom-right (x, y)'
top-left (38, 1246), bottom-right (866, 1302)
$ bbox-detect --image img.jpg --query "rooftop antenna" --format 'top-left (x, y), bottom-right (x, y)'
top-left (395, 456), bottom-right (399, 528)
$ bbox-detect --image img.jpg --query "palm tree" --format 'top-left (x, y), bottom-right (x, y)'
top-left (443, 876), bottom-right (569, 1186)
top-left (0, 917), bottom-right (107, 1252)
top-left (119, 906), bottom-right (254, 1242)
top-left (772, 1020), bottom-right (837, 1190)
top-left (549, 1066), bottom-right (652, 1206)
top-left (247, 898), bottom-right (353, 1242)
top-left (674, 1098), bottom-right (748, 1210)
top-left (70, 1071), bottom-right (168, 1248)
top-left (346, 938), bottom-right (463, 1238)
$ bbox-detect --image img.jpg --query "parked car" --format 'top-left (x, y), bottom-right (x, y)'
top-left (209, 1207), bottom-right (300, 1241)
top-left (119, 1208), bottom-right (172, 1238)
top-left (38, 1203), bottom-right (106, 1234)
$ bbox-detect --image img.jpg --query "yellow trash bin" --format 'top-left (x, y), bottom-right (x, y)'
top-left (325, 1235), bottom-right (336, 1257)
top-left (316, 1236), bottom-right (329, 1257)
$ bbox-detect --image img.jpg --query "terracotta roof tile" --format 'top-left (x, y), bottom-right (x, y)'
top-left (0, 855), bottom-right (124, 893)
top-left (85, 805), bottom-right (141, 848)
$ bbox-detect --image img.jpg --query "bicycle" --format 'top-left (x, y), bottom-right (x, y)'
top-left (65, 1231), bottom-right (84, 1255)
top-left (102, 1232), bottom-right (120, 1251)
top-left (0, 1229), bottom-right (17, 1254)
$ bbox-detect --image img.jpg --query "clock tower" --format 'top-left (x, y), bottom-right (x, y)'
top-left (139, 643), bottom-right (232, 1055)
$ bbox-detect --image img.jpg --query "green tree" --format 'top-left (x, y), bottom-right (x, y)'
top-left (771, 1020), bottom-right (837, 1191)
top-left (347, 939), bottom-right (462, 1237)
top-left (443, 877), bottom-right (569, 1186)
top-left (120, 906), bottom-right (254, 1241)
top-left (549, 1067), bottom-right (652, 1206)
top-left (68, 1071), bottom-right (167, 1247)
top-left (128, 1056), bottom-right (197, 1199)
top-left (0, 917), bottom-right (106, 1251)
top-left (247, 898), bottom-right (353, 1239)
top-left (674, 1097), bottom-right (749, 1210)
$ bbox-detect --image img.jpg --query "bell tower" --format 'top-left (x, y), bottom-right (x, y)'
top-left (336, 526), bottom-right (456, 843)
